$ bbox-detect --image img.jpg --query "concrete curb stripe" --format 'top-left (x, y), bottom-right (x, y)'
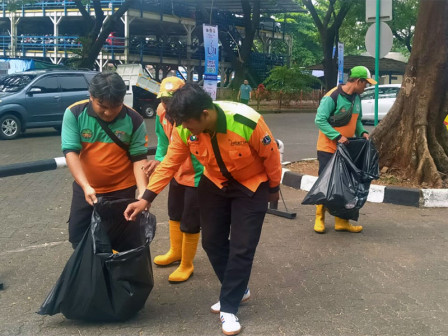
top-left (300, 175), bottom-right (318, 192)
top-left (280, 170), bottom-right (448, 208)
top-left (367, 184), bottom-right (385, 203)
top-left (281, 169), bottom-right (301, 189)
top-left (421, 189), bottom-right (448, 207)
top-left (383, 186), bottom-right (421, 207)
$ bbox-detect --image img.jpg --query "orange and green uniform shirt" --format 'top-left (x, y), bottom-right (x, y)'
top-left (143, 101), bottom-right (282, 202)
top-left (61, 100), bottom-right (148, 193)
top-left (315, 85), bottom-right (368, 153)
top-left (155, 104), bottom-right (203, 187)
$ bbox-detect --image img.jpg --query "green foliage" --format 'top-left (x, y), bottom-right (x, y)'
top-left (338, 0), bottom-right (418, 55)
top-left (273, 13), bottom-right (322, 67)
top-left (264, 65), bottom-right (319, 93)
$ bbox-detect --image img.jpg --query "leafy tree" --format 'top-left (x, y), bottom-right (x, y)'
top-left (277, 13), bottom-right (322, 67)
top-left (389, 0), bottom-right (418, 54)
top-left (301, 0), bottom-right (356, 90)
top-left (371, 0), bottom-right (448, 187)
top-left (264, 65), bottom-right (319, 108)
top-left (338, 0), bottom-right (418, 57)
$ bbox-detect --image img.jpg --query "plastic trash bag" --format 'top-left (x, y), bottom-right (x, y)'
top-left (302, 138), bottom-right (379, 221)
top-left (38, 197), bottom-right (156, 322)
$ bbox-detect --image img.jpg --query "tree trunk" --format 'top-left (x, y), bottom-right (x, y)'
top-left (302, 0), bottom-right (353, 90)
top-left (371, 0), bottom-right (448, 187)
top-left (230, 0), bottom-right (260, 90)
top-left (74, 0), bottom-right (135, 69)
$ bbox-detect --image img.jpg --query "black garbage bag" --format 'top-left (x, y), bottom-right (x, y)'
top-left (302, 138), bottom-right (379, 221)
top-left (38, 197), bottom-right (156, 322)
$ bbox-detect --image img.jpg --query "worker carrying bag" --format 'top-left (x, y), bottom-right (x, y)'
top-left (302, 138), bottom-right (379, 221)
top-left (38, 197), bottom-right (156, 322)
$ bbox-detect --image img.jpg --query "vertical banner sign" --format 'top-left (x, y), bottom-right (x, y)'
top-left (203, 24), bottom-right (219, 100)
top-left (337, 42), bottom-right (344, 85)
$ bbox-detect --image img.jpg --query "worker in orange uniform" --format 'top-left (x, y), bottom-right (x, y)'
top-left (124, 84), bottom-right (282, 336)
top-left (143, 77), bottom-right (204, 283)
top-left (314, 65), bottom-right (375, 234)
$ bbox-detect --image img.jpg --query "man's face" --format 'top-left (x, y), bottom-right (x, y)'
top-left (354, 79), bottom-right (368, 94)
top-left (181, 112), bottom-right (208, 135)
top-left (90, 96), bottom-right (123, 122)
top-left (243, 80), bottom-right (249, 85)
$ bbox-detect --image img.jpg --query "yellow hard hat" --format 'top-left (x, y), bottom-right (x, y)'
top-left (157, 77), bottom-right (185, 98)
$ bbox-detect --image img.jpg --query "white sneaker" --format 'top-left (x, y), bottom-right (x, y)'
top-left (220, 312), bottom-right (241, 335)
top-left (211, 288), bottom-right (251, 314)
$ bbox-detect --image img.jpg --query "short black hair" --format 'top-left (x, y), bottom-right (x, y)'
top-left (89, 72), bottom-right (126, 105)
top-left (167, 83), bottom-right (214, 124)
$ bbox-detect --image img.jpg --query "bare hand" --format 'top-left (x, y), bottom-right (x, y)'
top-left (338, 135), bottom-right (349, 144)
top-left (124, 199), bottom-right (150, 221)
top-left (83, 185), bottom-right (97, 206)
top-left (142, 160), bottom-right (160, 177)
top-left (269, 191), bottom-right (280, 203)
top-left (362, 133), bottom-right (370, 140)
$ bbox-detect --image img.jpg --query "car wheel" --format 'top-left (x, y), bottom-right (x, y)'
top-left (0, 114), bottom-right (21, 140)
top-left (141, 104), bottom-right (156, 118)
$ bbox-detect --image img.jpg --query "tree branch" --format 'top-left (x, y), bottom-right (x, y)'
top-left (302, 0), bottom-right (323, 33)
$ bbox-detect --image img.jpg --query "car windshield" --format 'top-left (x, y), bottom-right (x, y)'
top-left (0, 74), bottom-right (36, 93)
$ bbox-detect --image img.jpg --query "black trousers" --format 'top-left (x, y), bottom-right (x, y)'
top-left (317, 150), bottom-right (334, 176)
top-left (198, 176), bottom-right (269, 314)
top-left (68, 181), bottom-right (136, 248)
top-left (167, 178), bottom-right (200, 234)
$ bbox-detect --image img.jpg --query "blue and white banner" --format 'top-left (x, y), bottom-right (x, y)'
top-left (337, 42), bottom-right (344, 85)
top-left (203, 24), bottom-right (219, 100)
top-left (203, 24), bottom-right (219, 75)
top-left (203, 74), bottom-right (218, 100)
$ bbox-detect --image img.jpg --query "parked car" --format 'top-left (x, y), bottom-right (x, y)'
top-left (259, 17), bottom-right (282, 33)
top-left (0, 69), bottom-right (97, 140)
top-left (106, 32), bottom-right (125, 46)
top-left (361, 84), bottom-right (401, 124)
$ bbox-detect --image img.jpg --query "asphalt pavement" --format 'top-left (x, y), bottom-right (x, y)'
top-left (0, 113), bottom-right (446, 336)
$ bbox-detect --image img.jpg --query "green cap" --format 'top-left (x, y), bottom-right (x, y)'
top-left (349, 66), bottom-right (377, 85)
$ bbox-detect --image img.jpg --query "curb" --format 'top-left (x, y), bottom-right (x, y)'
top-left (0, 146), bottom-right (157, 178)
top-left (281, 169), bottom-right (448, 208)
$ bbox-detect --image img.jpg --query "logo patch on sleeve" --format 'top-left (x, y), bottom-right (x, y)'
top-left (261, 133), bottom-right (272, 145)
top-left (81, 129), bottom-right (93, 139)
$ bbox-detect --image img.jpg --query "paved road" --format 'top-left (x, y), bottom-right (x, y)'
top-left (0, 111), bottom-right (374, 165)
top-left (1, 112), bottom-right (444, 336)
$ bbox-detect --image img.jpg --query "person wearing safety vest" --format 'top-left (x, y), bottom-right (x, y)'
top-left (124, 84), bottom-right (282, 336)
top-left (143, 77), bottom-right (204, 283)
top-left (314, 65), bottom-right (376, 234)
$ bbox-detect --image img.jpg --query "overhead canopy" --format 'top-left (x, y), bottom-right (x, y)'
top-left (182, 0), bottom-right (307, 14)
top-left (309, 55), bottom-right (407, 75)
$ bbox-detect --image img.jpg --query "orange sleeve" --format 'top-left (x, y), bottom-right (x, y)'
top-left (249, 116), bottom-right (282, 190)
top-left (144, 129), bottom-right (190, 199)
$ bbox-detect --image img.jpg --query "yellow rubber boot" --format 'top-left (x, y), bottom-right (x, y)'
top-left (314, 205), bottom-right (326, 233)
top-left (154, 220), bottom-right (182, 266)
top-left (334, 217), bottom-right (363, 233)
top-left (168, 232), bottom-right (200, 283)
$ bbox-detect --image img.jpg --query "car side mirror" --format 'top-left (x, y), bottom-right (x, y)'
top-left (28, 87), bottom-right (42, 95)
